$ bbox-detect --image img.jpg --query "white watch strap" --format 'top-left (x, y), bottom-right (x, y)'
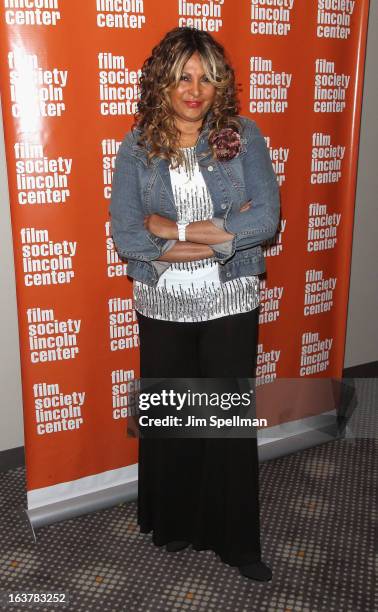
top-left (177, 222), bottom-right (188, 241)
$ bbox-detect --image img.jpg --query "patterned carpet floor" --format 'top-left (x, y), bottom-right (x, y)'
top-left (1, 380), bottom-right (376, 611)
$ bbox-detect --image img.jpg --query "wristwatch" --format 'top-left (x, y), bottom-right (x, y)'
top-left (177, 221), bottom-right (189, 241)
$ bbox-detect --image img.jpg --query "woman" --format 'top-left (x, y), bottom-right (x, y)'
top-left (110, 27), bottom-right (280, 581)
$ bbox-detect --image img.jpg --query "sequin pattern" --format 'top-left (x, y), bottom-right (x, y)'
top-left (170, 146), bottom-right (215, 273)
top-left (134, 146), bottom-right (260, 322)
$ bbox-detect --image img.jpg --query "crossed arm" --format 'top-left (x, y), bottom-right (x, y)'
top-left (110, 122), bottom-right (280, 266)
top-left (144, 202), bottom-right (251, 263)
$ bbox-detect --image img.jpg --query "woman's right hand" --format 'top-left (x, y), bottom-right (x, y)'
top-left (239, 200), bottom-right (252, 212)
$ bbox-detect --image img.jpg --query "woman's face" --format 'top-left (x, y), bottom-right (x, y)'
top-left (168, 51), bottom-right (216, 128)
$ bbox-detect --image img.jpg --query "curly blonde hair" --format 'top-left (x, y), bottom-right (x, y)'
top-left (132, 27), bottom-right (242, 167)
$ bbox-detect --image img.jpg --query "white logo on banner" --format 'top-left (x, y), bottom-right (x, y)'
top-left (4, 0), bottom-right (61, 26)
top-left (21, 227), bottom-right (77, 286)
top-left (33, 382), bottom-right (85, 435)
top-left (307, 203), bottom-right (341, 252)
top-left (98, 53), bottom-right (141, 116)
top-left (178, 0), bottom-right (224, 32)
top-left (250, 0), bottom-right (294, 36)
top-left (250, 57), bottom-right (292, 113)
top-left (311, 133), bottom-right (345, 184)
top-left (105, 222), bottom-right (128, 278)
top-left (256, 342), bottom-right (281, 386)
top-left (108, 298), bottom-right (139, 351)
top-left (300, 331), bottom-right (333, 376)
top-left (304, 269), bottom-right (336, 316)
top-left (264, 218), bottom-right (286, 257)
top-left (27, 308), bottom-right (81, 363)
top-left (102, 138), bottom-right (121, 199)
top-left (96, 0), bottom-right (146, 29)
top-left (266, 136), bottom-right (289, 187)
top-left (314, 59), bottom-right (350, 113)
top-left (259, 280), bottom-right (284, 324)
top-left (8, 50), bottom-right (68, 128)
top-left (111, 369), bottom-right (136, 419)
top-left (317, 0), bottom-right (355, 39)
top-left (14, 142), bottom-right (72, 205)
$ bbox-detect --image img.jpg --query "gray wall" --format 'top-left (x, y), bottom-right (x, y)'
top-left (0, 3), bottom-right (377, 452)
top-left (0, 98), bottom-right (24, 453)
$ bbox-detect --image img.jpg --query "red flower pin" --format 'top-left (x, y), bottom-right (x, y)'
top-left (209, 127), bottom-right (241, 161)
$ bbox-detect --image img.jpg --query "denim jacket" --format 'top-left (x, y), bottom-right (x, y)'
top-left (109, 113), bottom-right (280, 287)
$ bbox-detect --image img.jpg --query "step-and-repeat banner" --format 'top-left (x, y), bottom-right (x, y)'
top-left (0, 1), bottom-right (370, 517)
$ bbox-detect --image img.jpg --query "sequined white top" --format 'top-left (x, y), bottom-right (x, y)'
top-left (133, 146), bottom-right (260, 323)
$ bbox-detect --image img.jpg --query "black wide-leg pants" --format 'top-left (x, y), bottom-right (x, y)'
top-left (135, 308), bottom-right (262, 567)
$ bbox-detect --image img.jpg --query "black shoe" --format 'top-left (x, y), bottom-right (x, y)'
top-left (238, 560), bottom-right (272, 581)
top-left (166, 540), bottom-right (190, 552)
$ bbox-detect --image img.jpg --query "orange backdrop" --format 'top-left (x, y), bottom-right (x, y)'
top-left (0, 0), bottom-right (370, 510)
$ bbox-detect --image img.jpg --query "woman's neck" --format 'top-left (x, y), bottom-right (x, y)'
top-left (179, 138), bottom-right (198, 148)
top-left (175, 119), bottom-right (203, 148)
top-left (178, 129), bottom-right (201, 148)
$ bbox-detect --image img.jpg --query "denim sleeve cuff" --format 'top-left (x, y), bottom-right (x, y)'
top-left (210, 217), bottom-right (226, 231)
top-left (161, 239), bottom-right (177, 254)
top-left (150, 239), bottom-right (176, 278)
top-left (209, 217), bottom-right (235, 263)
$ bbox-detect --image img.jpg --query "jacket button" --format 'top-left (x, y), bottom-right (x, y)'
top-left (207, 165), bottom-right (214, 171)
top-left (221, 204), bottom-right (226, 210)
top-left (226, 272), bottom-right (231, 278)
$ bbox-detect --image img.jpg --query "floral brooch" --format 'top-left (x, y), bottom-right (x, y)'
top-left (209, 127), bottom-right (242, 161)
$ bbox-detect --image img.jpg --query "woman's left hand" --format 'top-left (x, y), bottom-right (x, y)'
top-left (144, 214), bottom-right (177, 239)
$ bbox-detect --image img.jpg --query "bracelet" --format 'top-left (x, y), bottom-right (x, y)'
top-left (177, 221), bottom-right (189, 241)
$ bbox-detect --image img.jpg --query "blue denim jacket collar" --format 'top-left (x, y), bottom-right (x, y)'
top-left (129, 112), bottom-right (214, 208)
